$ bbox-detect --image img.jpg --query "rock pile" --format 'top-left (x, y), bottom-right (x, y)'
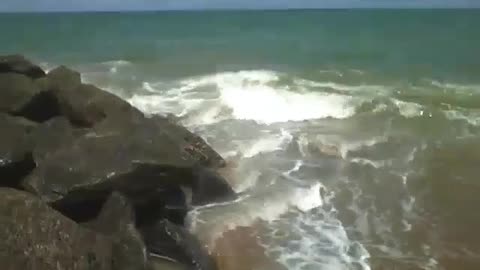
top-left (0, 55), bottom-right (236, 270)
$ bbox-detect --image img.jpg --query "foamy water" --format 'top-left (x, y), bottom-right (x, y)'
top-left (87, 67), bottom-right (480, 270)
top-left (130, 71), bottom-right (359, 125)
top-left (6, 10), bottom-right (480, 270)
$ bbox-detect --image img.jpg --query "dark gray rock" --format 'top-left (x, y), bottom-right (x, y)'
top-left (30, 116), bottom-right (84, 162)
top-left (106, 115), bottom-right (226, 169)
top-left (0, 114), bottom-right (36, 187)
top-left (33, 65), bottom-right (142, 127)
top-left (0, 188), bottom-right (113, 270)
top-left (89, 192), bottom-right (149, 270)
top-left (0, 73), bottom-right (41, 114)
top-left (0, 54), bottom-right (46, 79)
top-left (190, 167), bottom-right (236, 206)
top-left (23, 114), bottom-right (233, 209)
top-left (141, 219), bottom-right (217, 270)
top-left (133, 185), bottom-right (189, 227)
top-left (55, 83), bottom-right (144, 127)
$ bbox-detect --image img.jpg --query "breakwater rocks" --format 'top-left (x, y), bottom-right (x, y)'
top-left (0, 55), bottom-right (237, 270)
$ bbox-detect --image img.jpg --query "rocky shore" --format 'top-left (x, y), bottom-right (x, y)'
top-left (0, 55), bottom-right (238, 270)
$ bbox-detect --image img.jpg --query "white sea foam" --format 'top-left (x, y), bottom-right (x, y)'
top-left (242, 130), bottom-right (293, 158)
top-left (127, 69), bottom-right (374, 269)
top-left (430, 80), bottom-right (480, 93)
top-left (187, 179), bottom-right (324, 246)
top-left (39, 62), bottom-right (56, 73)
top-left (444, 109), bottom-right (480, 126)
top-left (294, 78), bottom-right (390, 94)
top-left (338, 136), bottom-right (388, 160)
top-left (261, 193), bottom-right (371, 270)
top-left (350, 158), bottom-right (387, 168)
top-left (129, 70), bottom-right (358, 125)
top-left (101, 60), bottom-right (131, 73)
top-left (392, 99), bottom-right (424, 118)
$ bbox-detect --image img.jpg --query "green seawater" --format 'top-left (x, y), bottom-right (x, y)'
top-left (1, 9), bottom-right (480, 270)
top-left (1, 9), bottom-right (480, 81)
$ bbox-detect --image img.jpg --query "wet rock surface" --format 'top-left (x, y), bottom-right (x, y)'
top-left (0, 55), bottom-right (231, 270)
top-left (0, 114), bottom-right (36, 187)
top-left (88, 192), bottom-right (149, 270)
top-left (141, 219), bottom-right (217, 270)
top-left (0, 188), bottom-right (113, 270)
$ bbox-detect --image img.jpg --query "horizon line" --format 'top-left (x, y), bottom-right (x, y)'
top-left (0, 7), bottom-right (479, 14)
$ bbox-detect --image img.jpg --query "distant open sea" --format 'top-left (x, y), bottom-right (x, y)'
top-left (2, 9), bottom-right (480, 270)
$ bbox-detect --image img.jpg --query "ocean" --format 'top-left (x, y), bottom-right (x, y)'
top-left (1, 9), bottom-right (480, 270)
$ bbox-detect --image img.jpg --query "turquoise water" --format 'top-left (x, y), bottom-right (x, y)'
top-left (1, 10), bottom-right (480, 81)
top-left (2, 10), bottom-right (480, 270)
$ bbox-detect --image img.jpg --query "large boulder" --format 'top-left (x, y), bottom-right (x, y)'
top-left (141, 219), bottom-right (217, 270)
top-left (94, 115), bottom-right (226, 169)
top-left (40, 65), bottom-right (143, 127)
top-left (133, 184), bottom-right (189, 227)
top-left (88, 192), bottom-right (149, 270)
top-left (22, 115), bottom-right (233, 210)
top-left (54, 83), bottom-right (143, 127)
top-left (0, 55), bottom-right (46, 79)
top-left (0, 188), bottom-right (113, 270)
top-left (0, 114), bottom-right (36, 187)
top-left (0, 73), bottom-right (41, 114)
top-left (32, 65), bottom-right (143, 126)
top-left (36, 65), bottom-right (225, 169)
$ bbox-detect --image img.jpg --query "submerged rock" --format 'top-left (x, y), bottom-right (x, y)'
top-left (141, 219), bottom-right (217, 270)
top-left (0, 188), bottom-right (113, 270)
top-left (0, 54), bottom-right (46, 79)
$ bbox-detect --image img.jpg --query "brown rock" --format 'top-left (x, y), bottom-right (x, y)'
top-left (0, 188), bottom-right (113, 270)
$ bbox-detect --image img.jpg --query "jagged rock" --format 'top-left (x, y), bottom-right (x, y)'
top-left (30, 116), bottom-right (83, 162)
top-left (95, 115), bottom-right (226, 169)
top-left (0, 56), bottom-right (233, 270)
top-left (23, 114), bottom-right (234, 210)
top-left (0, 188), bottom-right (113, 270)
top-left (134, 185), bottom-right (189, 227)
top-left (0, 54), bottom-right (46, 79)
top-left (20, 66), bottom-right (81, 122)
top-left (54, 82), bottom-right (144, 127)
top-left (0, 73), bottom-right (41, 114)
top-left (88, 192), bottom-right (149, 270)
top-left (190, 167), bottom-right (236, 206)
top-left (0, 114), bottom-right (36, 187)
top-left (32, 65), bottom-right (143, 127)
top-left (141, 219), bottom-right (217, 270)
